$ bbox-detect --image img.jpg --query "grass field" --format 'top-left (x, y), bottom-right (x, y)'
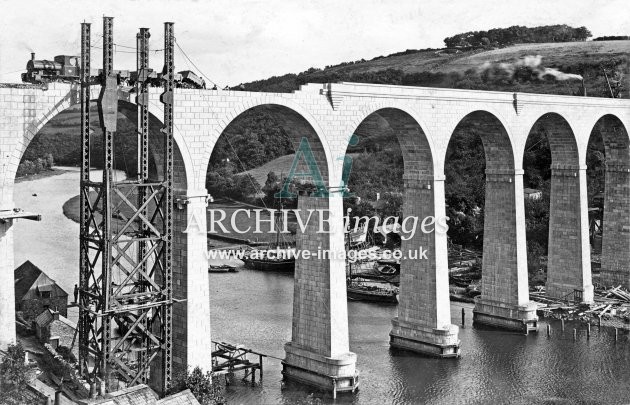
top-left (242, 154), bottom-right (297, 185)
top-left (242, 153), bottom-right (362, 185)
top-left (319, 40), bottom-right (630, 75)
top-left (243, 39), bottom-right (630, 97)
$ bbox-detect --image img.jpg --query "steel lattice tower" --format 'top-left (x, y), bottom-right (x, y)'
top-left (78, 17), bottom-right (175, 395)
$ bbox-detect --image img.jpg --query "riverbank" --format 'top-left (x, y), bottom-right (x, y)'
top-left (63, 194), bottom-right (299, 245)
top-left (15, 167), bottom-right (70, 183)
top-left (62, 193), bottom-right (81, 223)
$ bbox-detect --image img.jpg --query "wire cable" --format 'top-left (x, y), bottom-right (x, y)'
top-left (0, 69), bottom-right (25, 77)
top-left (174, 40), bottom-right (221, 88)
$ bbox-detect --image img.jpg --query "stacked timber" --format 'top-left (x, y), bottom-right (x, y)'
top-left (603, 285), bottom-right (630, 302)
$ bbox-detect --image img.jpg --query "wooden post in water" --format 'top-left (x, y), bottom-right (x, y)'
top-left (561, 318), bottom-right (565, 332)
top-left (573, 328), bottom-right (577, 341)
top-left (462, 308), bottom-right (465, 327)
top-left (598, 316), bottom-right (602, 328)
top-left (547, 324), bottom-right (551, 337)
top-left (587, 323), bottom-right (591, 340)
top-left (615, 328), bottom-right (618, 342)
top-left (259, 354), bottom-right (264, 379)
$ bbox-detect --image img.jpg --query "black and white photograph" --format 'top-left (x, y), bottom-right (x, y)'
top-left (0, 1), bottom-right (629, 404)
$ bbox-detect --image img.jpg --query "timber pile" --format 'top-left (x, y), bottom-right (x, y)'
top-left (602, 285), bottom-right (630, 302)
top-left (532, 285), bottom-right (630, 327)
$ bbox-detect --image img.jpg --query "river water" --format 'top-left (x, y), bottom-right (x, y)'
top-left (12, 169), bottom-right (630, 404)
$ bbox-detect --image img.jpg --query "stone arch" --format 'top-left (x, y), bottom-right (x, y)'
top-left (588, 114), bottom-right (630, 288)
top-left (350, 107), bottom-right (434, 174)
top-left (344, 103), bottom-right (438, 178)
top-left (449, 110), bottom-right (516, 172)
top-left (589, 114), bottom-right (630, 168)
top-left (528, 112), bottom-right (580, 169)
top-left (526, 112), bottom-right (592, 302)
top-left (207, 98), bottom-right (333, 186)
top-left (14, 89), bottom-right (193, 192)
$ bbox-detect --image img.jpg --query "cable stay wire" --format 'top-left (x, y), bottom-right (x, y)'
top-left (0, 69), bottom-right (25, 76)
top-left (98, 34), bottom-right (164, 52)
top-left (174, 40), bottom-right (222, 88)
top-left (91, 45), bottom-right (136, 54)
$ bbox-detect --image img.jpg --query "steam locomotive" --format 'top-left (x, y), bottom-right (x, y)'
top-left (22, 52), bottom-right (206, 89)
top-left (22, 53), bottom-right (82, 83)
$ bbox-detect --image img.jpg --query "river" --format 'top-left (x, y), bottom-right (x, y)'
top-left (12, 169), bottom-right (630, 404)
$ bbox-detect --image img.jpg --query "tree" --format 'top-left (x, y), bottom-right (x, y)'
top-left (231, 174), bottom-right (261, 201)
top-left (380, 192), bottom-right (403, 218)
top-left (575, 26), bottom-right (593, 41)
top-left (168, 367), bottom-right (225, 405)
top-left (443, 24), bottom-right (593, 48)
top-left (0, 344), bottom-right (33, 404)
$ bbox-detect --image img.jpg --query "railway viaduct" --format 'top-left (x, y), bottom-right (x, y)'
top-left (1, 81), bottom-right (629, 390)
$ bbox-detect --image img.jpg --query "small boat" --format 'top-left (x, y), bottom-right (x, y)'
top-left (347, 282), bottom-right (399, 303)
top-left (377, 263), bottom-right (398, 275)
top-left (209, 264), bottom-right (238, 273)
top-left (449, 273), bottom-right (480, 288)
top-left (376, 257), bottom-right (400, 274)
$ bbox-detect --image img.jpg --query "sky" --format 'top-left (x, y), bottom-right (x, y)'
top-left (1, 0), bottom-right (629, 86)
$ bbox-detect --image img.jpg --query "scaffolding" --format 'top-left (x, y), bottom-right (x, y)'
top-left (78, 17), bottom-right (175, 395)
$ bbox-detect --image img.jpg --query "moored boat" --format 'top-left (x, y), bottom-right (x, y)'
top-left (209, 264), bottom-right (238, 273)
top-left (241, 246), bottom-right (296, 272)
top-left (347, 283), bottom-right (399, 303)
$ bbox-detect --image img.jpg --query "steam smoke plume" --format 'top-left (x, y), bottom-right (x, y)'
top-left (480, 55), bottom-right (582, 81)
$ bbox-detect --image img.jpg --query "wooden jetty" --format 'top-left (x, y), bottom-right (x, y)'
top-left (211, 341), bottom-right (266, 383)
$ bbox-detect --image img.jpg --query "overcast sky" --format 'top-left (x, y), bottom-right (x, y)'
top-left (1, 0), bottom-right (629, 86)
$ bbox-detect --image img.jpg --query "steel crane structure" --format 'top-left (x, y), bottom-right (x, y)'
top-left (78, 17), bottom-right (175, 395)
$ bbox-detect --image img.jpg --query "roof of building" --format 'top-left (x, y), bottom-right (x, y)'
top-left (34, 308), bottom-right (55, 327)
top-left (85, 385), bottom-right (159, 405)
top-left (34, 308), bottom-right (77, 329)
top-left (78, 385), bottom-right (200, 405)
top-left (156, 390), bottom-right (200, 405)
top-left (14, 260), bottom-right (68, 301)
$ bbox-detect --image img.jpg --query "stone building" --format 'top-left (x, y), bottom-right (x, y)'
top-left (14, 260), bottom-right (68, 321)
top-left (523, 187), bottom-right (543, 200)
top-left (34, 308), bottom-right (76, 354)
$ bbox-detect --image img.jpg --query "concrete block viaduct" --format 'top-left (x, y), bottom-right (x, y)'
top-left (1, 81), bottom-right (629, 390)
